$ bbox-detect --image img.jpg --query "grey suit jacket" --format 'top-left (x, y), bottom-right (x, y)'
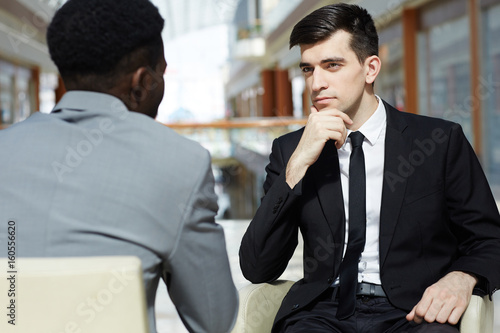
top-left (0, 91), bottom-right (238, 333)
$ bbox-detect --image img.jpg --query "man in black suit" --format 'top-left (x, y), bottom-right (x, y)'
top-left (239, 3), bottom-right (500, 333)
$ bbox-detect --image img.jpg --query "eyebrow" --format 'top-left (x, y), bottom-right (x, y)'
top-left (299, 57), bottom-right (346, 68)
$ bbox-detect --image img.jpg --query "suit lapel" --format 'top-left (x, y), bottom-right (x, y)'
top-left (379, 103), bottom-right (411, 268)
top-left (310, 140), bottom-right (345, 264)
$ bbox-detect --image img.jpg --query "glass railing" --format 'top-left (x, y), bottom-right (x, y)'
top-left (163, 117), bottom-right (306, 160)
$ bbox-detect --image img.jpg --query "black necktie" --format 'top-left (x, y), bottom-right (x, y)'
top-left (337, 131), bottom-right (366, 320)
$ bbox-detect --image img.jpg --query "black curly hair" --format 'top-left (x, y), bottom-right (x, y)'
top-left (47, 0), bottom-right (164, 87)
top-left (289, 3), bottom-right (378, 64)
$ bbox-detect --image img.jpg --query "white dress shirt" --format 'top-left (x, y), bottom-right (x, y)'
top-left (337, 96), bottom-right (386, 285)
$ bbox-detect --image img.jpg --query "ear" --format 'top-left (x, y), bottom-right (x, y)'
top-left (129, 67), bottom-right (149, 110)
top-left (364, 55), bottom-right (381, 85)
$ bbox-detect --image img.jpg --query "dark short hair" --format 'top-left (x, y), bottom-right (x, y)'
top-left (289, 3), bottom-right (378, 63)
top-left (47, 0), bottom-right (164, 84)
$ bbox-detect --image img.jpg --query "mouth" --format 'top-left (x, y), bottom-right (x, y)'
top-left (313, 97), bottom-right (334, 106)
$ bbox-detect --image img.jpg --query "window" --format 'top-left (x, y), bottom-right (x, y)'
top-left (481, 0), bottom-right (500, 195)
top-left (378, 22), bottom-right (405, 111)
top-left (0, 58), bottom-right (35, 125)
top-left (0, 60), bottom-right (15, 124)
top-left (417, 0), bottom-right (473, 142)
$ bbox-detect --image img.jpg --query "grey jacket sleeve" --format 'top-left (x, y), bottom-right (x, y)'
top-left (165, 152), bottom-right (238, 333)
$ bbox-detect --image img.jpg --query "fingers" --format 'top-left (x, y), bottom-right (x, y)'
top-left (434, 294), bottom-right (468, 325)
top-left (408, 294), bottom-right (432, 324)
top-left (447, 306), bottom-right (465, 325)
top-left (419, 297), bottom-right (445, 324)
top-left (406, 307), bottom-right (416, 323)
top-left (305, 115), bottom-right (344, 144)
top-left (410, 297), bottom-right (462, 325)
top-left (309, 106), bottom-right (353, 125)
top-left (292, 106), bottom-right (354, 173)
top-left (336, 111), bottom-right (353, 126)
top-left (306, 109), bottom-right (352, 145)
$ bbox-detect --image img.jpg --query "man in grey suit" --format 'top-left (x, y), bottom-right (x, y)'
top-left (0, 0), bottom-right (237, 332)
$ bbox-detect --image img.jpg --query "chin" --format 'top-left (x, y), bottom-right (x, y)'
top-left (314, 102), bottom-right (339, 112)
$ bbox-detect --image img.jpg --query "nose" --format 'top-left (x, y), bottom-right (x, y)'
top-left (311, 68), bottom-right (328, 92)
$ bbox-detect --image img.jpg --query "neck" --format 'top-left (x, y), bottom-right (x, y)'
top-left (63, 74), bottom-right (134, 111)
top-left (347, 92), bottom-right (379, 131)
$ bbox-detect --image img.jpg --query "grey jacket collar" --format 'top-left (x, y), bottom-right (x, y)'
top-left (52, 91), bottom-right (129, 115)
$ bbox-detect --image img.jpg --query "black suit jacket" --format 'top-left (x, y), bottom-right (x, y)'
top-left (239, 101), bottom-right (500, 330)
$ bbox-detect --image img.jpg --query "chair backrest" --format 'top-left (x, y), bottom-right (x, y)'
top-left (1, 256), bottom-right (148, 333)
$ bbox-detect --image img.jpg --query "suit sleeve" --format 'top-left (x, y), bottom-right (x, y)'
top-left (239, 138), bottom-right (302, 283)
top-left (165, 151), bottom-right (238, 333)
top-left (444, 124), bottom-right (500, 296)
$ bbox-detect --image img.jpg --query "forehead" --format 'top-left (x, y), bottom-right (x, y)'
top-left (299, 30), bottom-right (355, 62)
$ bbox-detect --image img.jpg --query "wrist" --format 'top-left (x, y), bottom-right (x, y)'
top-left (453, 271), bottom-right (478, 288)
top-left (286, 156), bottom-right (308, 189)
top-left (465, 272), bottom-right (478, 287)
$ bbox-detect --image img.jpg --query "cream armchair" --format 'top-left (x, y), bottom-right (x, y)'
top-left (232, 280), bottom-right (494, 333)
top-left (0, 256), bottom-right (148, 333)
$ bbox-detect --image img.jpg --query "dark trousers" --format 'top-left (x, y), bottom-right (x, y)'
top-left (278, 288), bottom-right (459, 333)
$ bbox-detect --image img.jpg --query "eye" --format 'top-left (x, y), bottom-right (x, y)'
top-left (327, 62), bottom-right (340, 69)
top-left (301, 67), bottom-right (313, 74)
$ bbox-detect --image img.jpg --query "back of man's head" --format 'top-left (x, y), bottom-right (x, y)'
top-left (47, 0), bottom-right (164, 91)
top-left (289, 3), bottom-right (378, 64)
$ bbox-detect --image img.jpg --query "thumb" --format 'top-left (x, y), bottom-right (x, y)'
top-left (406, 307), bottom-right (416, 322)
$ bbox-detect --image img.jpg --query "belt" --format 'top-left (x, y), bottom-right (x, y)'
top-left (356, 282), bottom-right (386, 297)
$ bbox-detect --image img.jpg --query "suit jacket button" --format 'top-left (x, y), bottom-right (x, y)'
top-left (327, 277), bottom-right (333, 284)
top-left (292, 304), bottom-right (299, 310)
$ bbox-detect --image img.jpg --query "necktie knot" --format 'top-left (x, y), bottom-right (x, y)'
top-left (349, 131), bottom-right (364, 148)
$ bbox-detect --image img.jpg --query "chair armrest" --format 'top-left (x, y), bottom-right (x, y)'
top-left (459, 294), bottom-right (494, 333)
top-left (231, 280), bottom-right (294, 333)
top-left (231, 282), bottom-right (495, 333)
